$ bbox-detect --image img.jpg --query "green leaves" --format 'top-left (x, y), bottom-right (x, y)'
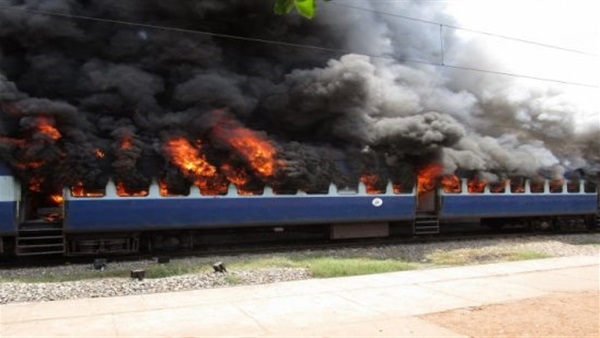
top-left (294, 0), bottom-right (316, 18)
top-left (274, 0), bottom-right (317, 19)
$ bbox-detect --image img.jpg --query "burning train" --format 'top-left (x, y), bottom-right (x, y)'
top-left (0, 159), bottom-right (598, 256)
top-left (0, 1), bottom-right (599, 256)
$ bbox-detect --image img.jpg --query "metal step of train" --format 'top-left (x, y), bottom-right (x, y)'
top-left (16, 221), bottom-right (65, 256)
top-left (413, 212), bottom-right (440, 235)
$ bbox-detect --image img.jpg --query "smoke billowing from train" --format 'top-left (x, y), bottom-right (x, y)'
top-left (0, 0), bottom-right (598, 196)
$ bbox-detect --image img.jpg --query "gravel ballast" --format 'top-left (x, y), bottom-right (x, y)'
top-left (1, 233), bottom-right (598, 305)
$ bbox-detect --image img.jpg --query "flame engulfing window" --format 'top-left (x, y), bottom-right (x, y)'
top-left (70, 181), bottom-right (105, 197)
top-left (467, 178), bottom-right (486, 194)
top-left (361, 173), bottom-right (385, 195)
top-left (116, 181), bottom-right (148, 197)
top-left (489, 180), bottom-right (507, 193)
top-left (442, 175), bottom-right (461, 193)
top-left (510, 178), bottom-right (526, 193)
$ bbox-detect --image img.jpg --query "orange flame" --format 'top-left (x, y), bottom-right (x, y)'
top-left (121, 138), bottom-right (133, 150)
top-left (50, 194), bottom-right (64, 204)
top-left (163, 137), bottom-right (227, 195)
top-left (510, 180), bottom-right (526, 193)
top-left (95, 148), bottom-right (105, 158)
top-left (220, 164), bottom-right (261, 195)
top-left (35, 117), bottom-right (61, 140)
top-left (159, 180), bottom-right (170, 197)
top-left (442, 175), bottom-right (461, 193)
top-left (116, 181), bottom-right (148, 197)
top-left (361, 173), bottom-right (384, 194)
top-left (467, 178), bottom-right (486, 193)
top-left (490, 180), bottom-right (507, 193)
top-left (71, 181), bottom-right (105, 197)
top-left (417, 164), bottom-right (442, 194)
top-left (213, 119), bottom-right (281, 179)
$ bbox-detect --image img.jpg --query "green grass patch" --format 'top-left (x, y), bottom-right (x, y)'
top-left (505, 250), bottom-right (552, 261)
top-left (303, 257), bottom-right (416, 278)
top-left (228, 256), bottom-right (300, 270)
top-left (2, 256), bottom-right (417, 283)
top-left (144, 263), bottom-right (209, 279)
top-left (426, 249), bottom-right (552, 266)
top-left (229, 255), bottom-right (417, 278)
top-left (1, 246), bottom-right (557, 284)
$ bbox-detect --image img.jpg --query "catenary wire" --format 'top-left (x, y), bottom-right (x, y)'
top-left (325, 1), bottom-right (600, 57)
top-left (0, 5), bottom-right (597, 88)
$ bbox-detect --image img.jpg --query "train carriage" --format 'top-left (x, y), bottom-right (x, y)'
top-left (1, 162), bottom-right (598, 257)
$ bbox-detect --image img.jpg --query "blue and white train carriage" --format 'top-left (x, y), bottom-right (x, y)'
top-left (0, 161), bottom-right (598, 257)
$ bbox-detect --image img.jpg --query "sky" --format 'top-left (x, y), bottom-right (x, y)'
top-left (444, 0), bottom-right (599, 130)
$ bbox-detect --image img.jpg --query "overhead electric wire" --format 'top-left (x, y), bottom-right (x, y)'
top-left (326, 1), bottom-right (600, 57)
top-left (0, 5), bottom-right (597, 89)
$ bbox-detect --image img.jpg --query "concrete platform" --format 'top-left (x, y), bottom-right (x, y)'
top-left (1, 255), bottom-right (598, 337)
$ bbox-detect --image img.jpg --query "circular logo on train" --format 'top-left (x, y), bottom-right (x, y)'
top-left (372, 198), bottom-right (383, 207)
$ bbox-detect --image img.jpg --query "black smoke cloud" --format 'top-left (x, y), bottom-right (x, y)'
top-left (0, 0), bottom-right (597, 194)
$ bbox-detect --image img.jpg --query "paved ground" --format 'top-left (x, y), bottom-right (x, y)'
top-left (1, 255), bottom-right (598, 337)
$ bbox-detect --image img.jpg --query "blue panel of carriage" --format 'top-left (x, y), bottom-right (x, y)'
top-left (0, 202), bottom-right (16, 235)
top-left (440, 193), bottom-right (597, 219)
top-left (64, 195), bottom-right (416, 232)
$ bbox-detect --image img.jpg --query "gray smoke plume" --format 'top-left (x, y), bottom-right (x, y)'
top-left (0, 0), bottom-right (597, 195)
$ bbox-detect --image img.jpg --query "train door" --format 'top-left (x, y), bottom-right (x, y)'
top-left (414, 180), bottom-right (440, 235)
top-left (16, 186), bottom-right (65, 256)
top-left (417, 189), bottom-right (437, 213)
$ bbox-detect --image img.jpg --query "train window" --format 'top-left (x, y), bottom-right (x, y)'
top-left (361, 174), bottom-right (387, 194)
top-left (159, 177), bottom-right (191, 197)
top-left (306, 187), bottom-right (330, 195)
top-left (549, 180), bottom-right (563, 193)
top-left (198, 183), bottom-right (228, 196)
top-left (116, 182), bottom-right (149, 197)
top-left (467, 179), bottom-right (485, 193)
top-left (70, 184), bottom-right (105, 197)
top-left (272, 188), bottom-right (298, 195)
top-left (489, 181), bottom-right (507, 193)
top-left (236, 187), bottom-right (264, 196)
top-left (584, 182), bottom-right (597, 193)
top-left (510, 178), bottom-right (525, 193)
top-left (159, 183), bottom-right (190, 197)
top-left (529, 181), bottom-right (544, 193)
top-left (441, 176), bottom-right (461, 193)
top-left (392, 182), bottom-right (414, 194)
top-left (567, 181), bottom-right (580, 193)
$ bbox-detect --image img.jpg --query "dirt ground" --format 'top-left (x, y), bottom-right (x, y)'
top-left (421, 291), bottom-right (599, 337)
